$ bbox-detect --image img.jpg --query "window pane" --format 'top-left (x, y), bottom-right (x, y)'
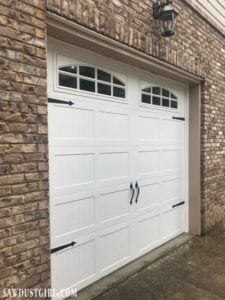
top-left (79, 66), bottom-right (95, 78)
top-left (152, 87), bottom-right (161, 95)
top-left (142, 94), bottom-right (151, 104)
top-left (162, 88), bottom-right (169, 97)
top-left (113, 77), bottom-right (125, 86)
top-left (59, 66), bottom-right (77, 74)
top-left (162, 98), bottom-right (169, 107)
top-left (98, 83), bottom-right (111, 95)
top-left (113, 87), bottom-right (125, 98)
top-left (80, 79), bottom-right (95, 92)
top-left (152, 96), bottom-right (160, 106)
top-left (98, 70), bottom-right (111, 82)
top-left (59, 74), bottom-right (77, 89)
top-left (171, 100), bottom-right (178, 109)
top-left (142, 87), bottom-right (151, 93)
top-left (171, 93), bottom-right (177, 99)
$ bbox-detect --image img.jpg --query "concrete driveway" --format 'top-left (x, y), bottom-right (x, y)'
top-left (77, 230), bottom-right (225, 300)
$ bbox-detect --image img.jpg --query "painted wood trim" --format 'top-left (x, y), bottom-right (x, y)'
top-left (189, 83), bottom-right (201, 235)
top-left (196, 0), bottom-right (225, 28)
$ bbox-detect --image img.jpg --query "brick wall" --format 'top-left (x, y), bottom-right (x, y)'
top-left (46, 0), bottom-right (225, 233)
top-left (0, 0), bottom-right (50, 297)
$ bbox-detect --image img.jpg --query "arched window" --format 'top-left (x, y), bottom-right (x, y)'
top-left (141, 86), bottom-right (178, 109)
top-left (58, 65), bottom-right (126, 99)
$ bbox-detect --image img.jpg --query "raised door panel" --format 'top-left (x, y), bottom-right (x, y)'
top-left (51, 191), bottom-right (96, 245)
top-left (51, 237), bottom-right (96, 298)
top-left (137, 115), bottom-right (160, 142)
top-left (136, 147), bottom-right (161, 180)
top-left (48, 102), bottom-right (96, 147)
top-left (50, 147), bottom-right (96, 197)
top-left (96, 107), bottom-right (131, 147)
top-left (133, 213), bottom-right (161, 256)
top-left (161, 177), bottom-right (182, 205)
top-left (160, 117), bottom-right (184, 145)
top-left (98, 151), bottom-right (129, 181)
top-left (135, 180), bottom-right (160, 215)
top-left (96, 224), bottom-right (130, 276)
top-left (160, 205), bottom-right (185, 242)
top-left (95, 147), bottom-right (134, 227)
top-left (161, 148), bottom-right (183, 174)
top-left (97, 186), bottom-right (130, 227)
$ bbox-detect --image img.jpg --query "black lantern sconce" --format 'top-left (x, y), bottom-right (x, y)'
top-left (153, 0), bottom-right (178, 37)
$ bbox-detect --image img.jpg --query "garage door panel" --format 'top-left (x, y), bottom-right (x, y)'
top-left (160, 118), bottom-right (184, 142)
top-left (136, 182), bottom-right (160, 213)
top-left (137, 114), bottom-right (160, 142)
top-left (161, 206), bottom-right (185, 242)
top-left (97, 225), bottom-right (130, 273)
top-left (97, 150), bottom-right (130, 183)
top-left (136, 149), bottom-right (160, 177)
top-left (161, 177), bottom-right (182, 204)
top-left (51, 150), bottom-right (95, 196)
top-left (97, 187), bottom-right (130, 226)
top-left (52, 195), bottom-right (95, 241)
top-left (49, 104), bottom-right (95, 147)
top-left (160, 149), bottom-right (183, 172)
top-left (52, 238), bottom-right (96, 295)
top-left (135, 214), bottom-right (161, 255)
top-left (97, 110), bottom-right (130, 142)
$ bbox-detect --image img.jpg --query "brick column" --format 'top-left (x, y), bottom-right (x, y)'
top-left (0, 0), bottom-right (50, 296)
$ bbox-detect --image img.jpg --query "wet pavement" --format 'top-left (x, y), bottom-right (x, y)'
top-left (92, 230), bottom-right (225, 300)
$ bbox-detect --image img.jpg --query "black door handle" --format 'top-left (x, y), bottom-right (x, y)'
top-left (130, 182), bottom-right (135, 205)
top-left (135, 182), bottom-right (140, 203)
top-left (51, 241), bottom-right (76, 254)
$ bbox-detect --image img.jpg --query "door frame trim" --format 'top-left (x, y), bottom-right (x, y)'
top-left (188, 84), bottom-right (201, 235)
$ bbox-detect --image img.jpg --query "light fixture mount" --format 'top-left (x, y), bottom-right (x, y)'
top-left (153, 0), bottom-right (178, 37)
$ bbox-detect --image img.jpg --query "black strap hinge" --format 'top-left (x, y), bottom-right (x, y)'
top-left (48, 98), bottom-right (74, 106)
top-left (51, 241), bottom-right (76, 254)
top-left (172, 201), bottom-right (185, 208)
top-left (172, 116), bottom-right (185, 121)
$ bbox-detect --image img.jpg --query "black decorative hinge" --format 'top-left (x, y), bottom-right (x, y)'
top-left (48, 98), bottom-right (74, 106)
top-left (51, 241), bottom-right (76, 254)
top-left (172, 116), bottom-right (185, 121)
top-left (172, 201), bottom-right (185, 208)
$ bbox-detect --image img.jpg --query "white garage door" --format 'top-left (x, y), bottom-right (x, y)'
top-left (48, 41), bottom-right (188, 299)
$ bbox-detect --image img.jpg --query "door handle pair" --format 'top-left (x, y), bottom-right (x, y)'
top-left (130, 182), bottom-right (140, 205)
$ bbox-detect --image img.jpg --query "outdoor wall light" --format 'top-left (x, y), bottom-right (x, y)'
top-left (153, 0), bottom-right (178, 37)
